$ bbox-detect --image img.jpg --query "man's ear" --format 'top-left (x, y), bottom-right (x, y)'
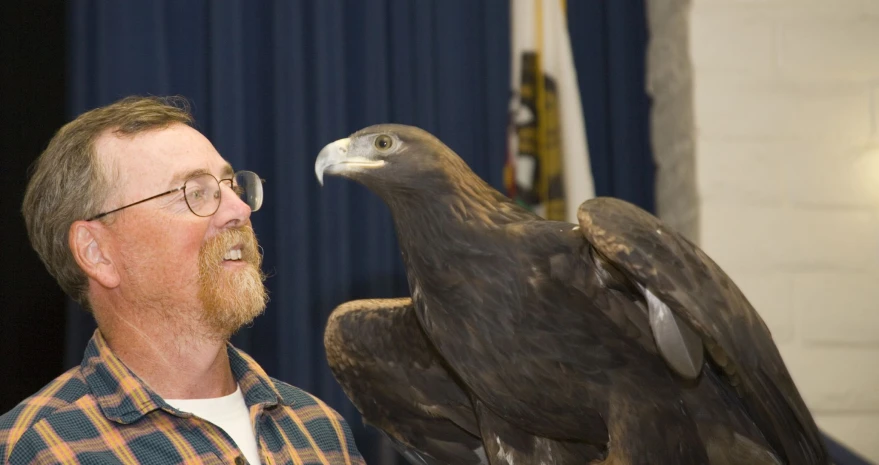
top-left (69, 221), bottom-right (120, 289)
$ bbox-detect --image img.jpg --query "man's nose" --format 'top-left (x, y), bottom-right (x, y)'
top-left (213, 182), bottom-right (252, 228)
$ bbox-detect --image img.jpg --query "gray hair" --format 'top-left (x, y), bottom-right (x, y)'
top-left (21, 95), bottom-right (195, 311)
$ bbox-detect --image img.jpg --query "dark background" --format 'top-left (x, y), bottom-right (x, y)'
top-left (1, 1), bottom-right (68, 411)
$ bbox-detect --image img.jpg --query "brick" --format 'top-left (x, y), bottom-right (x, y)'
top-left (694, 0), bottom-right (866, 17)
top-left (699, 203), bottom-right (791, 271)
top-left (813, 414), bottom-right (879, 463)
top-left (696, 139), bottom-right (785, 206)
top-left (786, 146), bottom-right (879, 209)
top-left (693, 76), bottom-right (872, 146)
top-left (794, 272), bottom-right (879, 346)
top-left (691, 0), bottom-right (774, 8)
top-left (782, 208), bottom-right (879, 271)
top-left (689, 9), bottom-right (775, 74)
top-left (779, 17), bottom-right (879, 80)
top-left (725, 271), bottom-right (794, 343)
top-left (777, 344), bottom-right (879, 413)
top-left (700, 203), bottom-right (879, 271)
top-left (772, 1), bottom-right (874, 21)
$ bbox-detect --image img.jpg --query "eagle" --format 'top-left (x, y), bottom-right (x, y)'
top-left (314, 124), bottom-right (829, 465)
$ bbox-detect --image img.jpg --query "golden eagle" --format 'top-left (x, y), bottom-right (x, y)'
top-left (315, 124), bottom-right (829, 465)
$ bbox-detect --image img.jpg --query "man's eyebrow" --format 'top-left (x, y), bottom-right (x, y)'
top-left (168, 168), bottom-right (210, 189)
top-left (220, 164), bottom-right (234, 179)
top-left (168, 164), bottom-right (235, 189)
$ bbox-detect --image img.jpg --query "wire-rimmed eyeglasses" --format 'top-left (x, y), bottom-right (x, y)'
top-left (85, 170), bottom-right (264, 221)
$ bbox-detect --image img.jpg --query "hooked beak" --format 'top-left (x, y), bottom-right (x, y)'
top-left (315, 137), bottom-right (386, 186)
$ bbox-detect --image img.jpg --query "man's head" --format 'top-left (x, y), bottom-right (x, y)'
top-left (22, 96), bottom-right (267, 338)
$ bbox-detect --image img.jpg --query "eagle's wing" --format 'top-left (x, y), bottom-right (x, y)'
top-left (577, 196), bottom-right (828, 465)
top-left (414, 221), bottom-right (716, 463)
top-left (324, 297), bottom-right (487, 465)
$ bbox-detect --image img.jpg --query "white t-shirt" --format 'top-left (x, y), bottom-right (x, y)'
top-left (165, 385), bottom-right (261, 464)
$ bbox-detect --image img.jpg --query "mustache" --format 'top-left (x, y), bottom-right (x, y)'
top-left (199, 226), bottom-right (263, 272)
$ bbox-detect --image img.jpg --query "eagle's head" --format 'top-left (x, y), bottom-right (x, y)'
top-left (315, 124), bottom-right (477, 197)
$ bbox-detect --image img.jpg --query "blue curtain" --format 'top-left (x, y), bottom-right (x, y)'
top-left (568, 0), bottom-right (654, 210)
top-left (64, 1), bottom-right (654, 463)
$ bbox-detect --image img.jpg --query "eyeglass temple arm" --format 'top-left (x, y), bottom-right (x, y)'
top-left (86, 187), bottom-right (184, 221)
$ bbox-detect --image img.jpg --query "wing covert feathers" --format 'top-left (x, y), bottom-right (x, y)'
top-left (577, 196), bottom-right (828, 465)
top-left (324, 298), bottom-right (486, 465)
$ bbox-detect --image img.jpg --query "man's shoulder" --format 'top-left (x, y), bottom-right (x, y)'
top-left (269, 377), bottom-right (346, 418)
top-left (0, 366), bottom-right (89, 428)
top-left (267, 377), bottom-right (366, 462)
top-left (0, 367), bottom-right (89, 460)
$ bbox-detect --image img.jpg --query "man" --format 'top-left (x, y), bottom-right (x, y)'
top-left (0, 96), bottom-right (366, 465)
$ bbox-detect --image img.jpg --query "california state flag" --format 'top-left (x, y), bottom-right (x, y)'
top-left (505, 0), bottom-right (595, 223)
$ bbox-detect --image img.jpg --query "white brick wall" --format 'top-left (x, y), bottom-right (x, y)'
top-left (649, 0), bottom-right (879, 461)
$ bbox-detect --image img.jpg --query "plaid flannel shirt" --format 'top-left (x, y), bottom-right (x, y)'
top-left (0, 330), bottom-right (366, 465)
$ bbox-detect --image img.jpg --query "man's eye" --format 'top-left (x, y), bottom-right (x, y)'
top-left (188, 189), bottom-right (205, 201)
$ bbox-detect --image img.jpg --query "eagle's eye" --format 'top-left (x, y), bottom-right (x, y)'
top-left (374, 135), bottom-right (393, 151)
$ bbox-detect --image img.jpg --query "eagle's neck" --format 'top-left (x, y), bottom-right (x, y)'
top-left (378, 170), bottom-right (534, 282)
top-left (384, 173), bottom-right (521, 234)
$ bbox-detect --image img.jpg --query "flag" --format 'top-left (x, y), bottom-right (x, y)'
top-left (505, 0), bottom-right (595, 223)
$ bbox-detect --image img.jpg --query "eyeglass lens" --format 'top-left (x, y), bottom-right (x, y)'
top-left (183, 171), bottom-right (263, 217)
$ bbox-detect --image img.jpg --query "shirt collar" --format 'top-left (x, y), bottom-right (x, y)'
top-left (81, 329), bottom-right (293, 424)
top-left (226, 339), bottom-right (294, 409)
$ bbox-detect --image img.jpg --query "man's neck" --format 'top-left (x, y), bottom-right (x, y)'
top-left (97, 302), bottom-right (238, 400)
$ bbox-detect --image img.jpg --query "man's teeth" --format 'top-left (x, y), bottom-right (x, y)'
top-left (223, 249), bottom-right (243, 261)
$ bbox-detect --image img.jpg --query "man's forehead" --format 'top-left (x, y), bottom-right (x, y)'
top-left (94, 124), bottom-right (233, 187)
top-left (167, 164), bottom-right (235, 188)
